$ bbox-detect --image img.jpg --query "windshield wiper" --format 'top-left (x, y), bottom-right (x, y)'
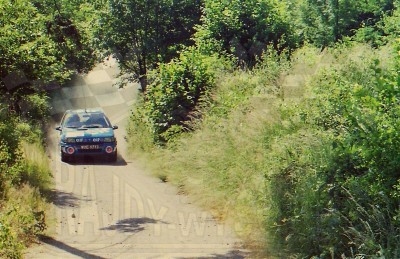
top-left (81, 125), bottom-right (101, 128)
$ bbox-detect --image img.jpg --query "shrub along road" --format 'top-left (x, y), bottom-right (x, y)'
top-left (25, 59), bottom-right (247, 258)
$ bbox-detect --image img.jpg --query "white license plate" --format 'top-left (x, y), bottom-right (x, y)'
top-left (80, 145), bottom-right (100, 150)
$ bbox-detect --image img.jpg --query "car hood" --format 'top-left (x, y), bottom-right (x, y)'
top-left (61, 128), bottom-right (115, 138)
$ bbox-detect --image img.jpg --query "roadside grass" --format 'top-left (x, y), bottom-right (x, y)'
top-left (20, 141), bottom-right (53, 193)
top-left (0, 134), bottom-right (52, 258)
top-left (155, 105), bottom-right (281, 251)
top-left (262, 42), bottom-right (400, 257)
top-left (127, 48), bottom-right (296, 254)
top-left (0, 184), bottom-right (47, 258)
top-left (128, 42), bottom-right (400, 256)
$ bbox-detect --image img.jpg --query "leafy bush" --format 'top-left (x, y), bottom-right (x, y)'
top-left (142, 47), bottom-right (227, 143)
top-left (0, 220), bottom-right (23, 259)
top-left (0, 99), bottom-right (51, 258)
top-left (19, 93), bottom-right (50, 124)
top-left (205, 47), bottom-right (290, 121)
top-left (0, 185), bottom-right (46, 259)
top-left (0, 117), bottom-right (20, 163)
top-left (194, 0), bottom-right (296, 64)
top-left (352, 4), bottom-right (400, 47)
top-left (127, 99), bottom-right (156, 153)
top-left (265, 129), bottom-right (337, 257)
top-left (127, 46), bottom-right (289, 252)
top-left (296, 0), bottom-right (397, 47)
top-left (310, 44), bottom-right (400, 200)
top-left (127, 19), bottom-right (400, 256)
top-left (380, 6), bottom-right (400, 39)
top-left (0, 0), bottom-right (96, 86)
top-left (267, 42), bottom-right (400, 257)
top-left (0, 142), bottom-right (50, 258)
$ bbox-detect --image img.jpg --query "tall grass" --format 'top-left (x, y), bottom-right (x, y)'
top-left (266, 42), bottom-right (400, 257)
top-left (128, 42), bottom-right (400, 257)
top-left (0, 136), bottom-right (52, 258)
top-left (20, 142), bottom-right (52, 192)
top-left (127, 48), bottom-right (293, 254)
top-left (0, 184), bottom-right (47, 258)
top-left (141, 81), bottom-right (278, 251)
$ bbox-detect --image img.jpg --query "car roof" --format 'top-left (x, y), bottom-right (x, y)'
top-left (65, 108), bottom-right (105, 115)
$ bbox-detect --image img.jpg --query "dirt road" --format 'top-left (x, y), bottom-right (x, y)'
top-left (25, 60), bottom-right (247, 258)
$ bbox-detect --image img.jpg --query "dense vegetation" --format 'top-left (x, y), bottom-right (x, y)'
top-left (125, 0), bottom-right (400, 257)
top-left (2, 0), bottom-right (400, 257)
top-left (96, 0), bottom-right (203, 91)
top-left (0, 0), bottom-right (98, 257)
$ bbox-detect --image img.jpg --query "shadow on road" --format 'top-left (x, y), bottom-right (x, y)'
top-left (178, 250), bottom-right (250, 259)
top-left (37, 235), bottom-right (105, 259)
top-left (64, 154), bottom-right (128, 166)
top-left (100, 217), bottom-right (167, 233)
top-left (44, 189), bottom-right (81, 208)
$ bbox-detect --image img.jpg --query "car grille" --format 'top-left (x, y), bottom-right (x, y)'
top-left (75, 137), bottom-right (115, 145)
top-left (79, 139), bottom-right (103, 145)
top-left (76, 138), bottom-right (103, 144)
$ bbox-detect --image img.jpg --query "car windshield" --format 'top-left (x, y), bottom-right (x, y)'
top-left (63, 112), bottom-right (111, 129)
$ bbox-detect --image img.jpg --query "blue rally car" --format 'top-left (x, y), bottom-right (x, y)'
top-left (56, 108), bottom-right (118, 162)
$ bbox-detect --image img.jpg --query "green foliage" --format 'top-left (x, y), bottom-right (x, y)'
top-left (380, 4), bottom-right (400, 39)
top-left (0, 116), bottom-right (21, 165)
top-left (0, 2), bottom-right (99, 254)
top-left (267, 42), bottom-right (400, 257)
top-left (127, 47), bottom-right (289, 250)
top-left (0, 0), bottom-right (96, 84)
top-left (128, 40), bottom-right (400, 257)
top-left (0, 220), bottom-right (23, 259)
top-left (19, 93), bottom-right (50, 123)
top-left (127, 100), bottom-right (156, 153)
top-left (0, 0), bottom-right (66, 82)
top-left (352, 3), bottom-right (400, 46)
top-left (0, 115), bottom-right (51, 189)
top-left (20, 142), bottom-right (52, 192)
top-left (205, 48), bottom-right (290, 120)
top-left (32, 0), bottom-right (97, 74)
top-left (311, 44), bottom-right (400, 200)
top-left (0, 185), bottom-right (47, 259)
top-left (195, 0), bottom-right (296, 64)
top-left (97, 0), bottom-right (202, 91)
top-left (265, 129), bottom-right (337, 257)
top-left (0, 140), bottom-right (50, 258)
top-left (0, 103), bottom-right (51, 258)
top-left (298, 0), bottom-right (396, 47)
top-left (141, 48), bottom-right (225, 143)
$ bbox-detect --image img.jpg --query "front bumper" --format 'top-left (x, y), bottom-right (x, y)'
top-left (61, 142), bottom-right (117, 157)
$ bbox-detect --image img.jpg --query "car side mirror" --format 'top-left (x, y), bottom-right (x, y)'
top-left (112, 125), bottom-right (118, 130)
top-left (55, 126), bottom-right (62, 131)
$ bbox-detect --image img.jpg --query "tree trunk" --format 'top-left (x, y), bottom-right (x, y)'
top-left (137, 53), bottom-right (147, 92)
top-left (138, 73), bottom-right (147, 92)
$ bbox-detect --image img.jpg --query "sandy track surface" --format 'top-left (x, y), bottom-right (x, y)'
top-left (24, 60), bottom-right (248, 258)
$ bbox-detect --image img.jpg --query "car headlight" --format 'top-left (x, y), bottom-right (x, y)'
top-left (103, 137), bottom-right (115, 142)
top-left (64, 138), bottom-right (76, 143)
